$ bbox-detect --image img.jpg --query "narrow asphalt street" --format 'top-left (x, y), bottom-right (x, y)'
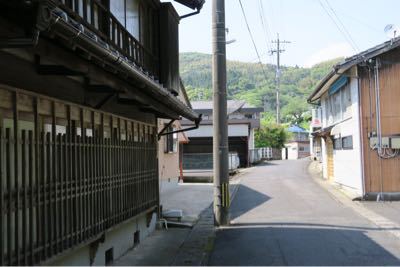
top-left (209, 160), bottom-right (400, 266)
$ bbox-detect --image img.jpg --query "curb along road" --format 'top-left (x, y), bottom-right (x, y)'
top-left (308, 161), bottom-right (400, 240)
top-left (171, 167), bottom-right (246, 266)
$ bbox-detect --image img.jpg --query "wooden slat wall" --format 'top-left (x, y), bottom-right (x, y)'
top-left (0, 85), bottom-right (158, 265)
top-left (326, 138), bottom-right (334, 181)
top-left (359, 60), bottom-right (400, 193)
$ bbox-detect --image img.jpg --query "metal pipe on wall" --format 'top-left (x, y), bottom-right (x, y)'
top-left (357, 72), bottom-right (366, 198)
top-left (374, 59), bottom-right (385, 201)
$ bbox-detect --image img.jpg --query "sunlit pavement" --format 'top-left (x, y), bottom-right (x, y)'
top-left (209, 160), bottom-right (400, 266)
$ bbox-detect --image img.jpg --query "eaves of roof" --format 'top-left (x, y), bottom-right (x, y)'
top-left (308, 37), bottom-right (400, 103)
top-left (50, 8), bottom-right (201, 122)
top-left (174, 0), bottom-right (205, 10)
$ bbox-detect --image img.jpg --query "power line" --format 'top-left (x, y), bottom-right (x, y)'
top-left (279, 0), bottom-right (287, 42)
top-left (333, 6), bottom-right (382, 33)
top-left (258, 0), bottom-right (272, 52)
top-left (250, 52), bottom-right (271, 63)
top-left (258, 0), bottom-right (277, 65)
top-left (317, 0), bottom-right (359, 53)
top-left (238, 0), bottom-right (269, 80)
top-left (270, 33), bottom-right (291, 124)
top-left (323, 0), bottom-right (360, 52)
top-left (334, 9), bottom-right (382, 33)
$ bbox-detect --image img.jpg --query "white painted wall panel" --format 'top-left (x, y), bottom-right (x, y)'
top-left (332, 78), bottom-right (363, 193)
top-left (288, 143), bottom-right (299, 160)
top-left (320, 77), bottom-right (363, 193)
top-left (321, 138), bottom-right (328, 179)
top-left (186, 124), bottom-right (249, 138)
top-left (282, 143), bottom-right (299, 160)
top-left (48, 214), bottom-right (156, 266)
top-left (249, 128), bottom-right (255, 149)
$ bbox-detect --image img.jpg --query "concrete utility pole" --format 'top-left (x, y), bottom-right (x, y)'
top-left (212, 0), bottom-right (229, 226)
top-left (270, 33), bottom-right (290, 124)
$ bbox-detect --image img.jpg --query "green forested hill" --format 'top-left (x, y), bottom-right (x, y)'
top-left (180, 52), bottom-right (342, 125)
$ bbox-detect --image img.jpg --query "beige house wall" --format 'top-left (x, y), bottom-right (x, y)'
top-left (158, 119), bottom-right (188, 181)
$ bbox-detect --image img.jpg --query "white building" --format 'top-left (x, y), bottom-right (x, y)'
top-left (181, 101), bottom-right (263, 167)
top-left (282, 125), bottom-right (310, 160)
top-left (318, 76), bottom-right (363, 194)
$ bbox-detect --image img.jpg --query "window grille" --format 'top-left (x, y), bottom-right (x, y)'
top-left (0, 86), bottom-right (158, 266)
top-left (342, 136), bottom-right (353, 150)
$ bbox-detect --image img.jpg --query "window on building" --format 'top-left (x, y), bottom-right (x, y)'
top-left (342, 85), bottom-right (352, 119)
top-left (164, 125), bottom-right (178, 153)
top-left (110, 0), bottom-right (140, 38)
top-left (326, 96), bottom-right (334, 126)
top-left (126, 0), bottom-right (140, 38)
top-left (334, 138), bottom-right (342, 150)
top-left (139, 3), bottom-right (146, 43)
top-left (342, 136), bottom-right (353, 150)
top-left (299, 146), bottom-right (310, 152)
top-left (325, 83), bottom-right (352, 126)
top-left (332, 91), bottom-right (341, 123)
top-left (110, 0), bottom-right (125, 25)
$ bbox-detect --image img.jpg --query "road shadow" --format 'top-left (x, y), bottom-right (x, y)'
top-left (209, 225), bottom-right (400, 266)
top-left (256, 160), bottom-right (278, 166)
top-left (230, 185), bottom-right (271, 220)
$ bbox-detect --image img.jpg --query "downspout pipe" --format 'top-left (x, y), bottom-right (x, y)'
top-left (158, 114), bottom-right (202, 140)
top-left (179, 9), bottom-right (200, 20)
top-left (357, 72), bottom-right (366, 199)
top-left (374, 58), bottom-right (385, 201)
top-left (48, 8), bottom-right (200, 122)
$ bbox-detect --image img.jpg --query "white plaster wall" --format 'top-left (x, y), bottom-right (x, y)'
top-left (249, 128), bottom-right (255, 149)
top-left (186, 124), bottom-right (249, 138)
top-left (48, 213), bottom-right (156, 266)
top-left (288, 143), bottom-right (299, 160)
top-left (319, 77), bottom-right (363, 192)
top-left (321, 95), bottom-right (328, 128)
top-left (282, 143), bottom-right (299, 160)
top-left (281, 147), bottom-right (286, 160)
top-left (309, 134), bottom-right (314, 158)
top-left (48, 245), bottom-right (91, 266)
top-left (332, 78), bottom-right (363, 193)
top-left (158, 120), bottom-right (180, 183)
top-left (321, 135), bottom-right (328, 179)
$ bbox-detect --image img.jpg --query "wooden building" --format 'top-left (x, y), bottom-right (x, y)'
top-left (181, 101), bottom-right (263, 168)
top-left (0, 0), bottom-right (203, 265)
top-left (308, 37), bottom-right (400, 200)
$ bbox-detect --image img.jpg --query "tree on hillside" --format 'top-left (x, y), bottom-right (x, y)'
top-left (281, 96), bottom-right (311, 126)
top-left (255, 124), bottom-right (288, 149)
top-left (180, 52), bottom-right (343, 129)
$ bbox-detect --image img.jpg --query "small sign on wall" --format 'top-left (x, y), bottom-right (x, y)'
top-left (311, 108), bottom-right (322, 128)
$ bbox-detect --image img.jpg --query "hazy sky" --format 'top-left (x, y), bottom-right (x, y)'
top-left (168, 0), bottom-right (400, 67)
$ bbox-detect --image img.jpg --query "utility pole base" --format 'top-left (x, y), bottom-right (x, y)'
top-left (214, 206), bottom-right (230, 226)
